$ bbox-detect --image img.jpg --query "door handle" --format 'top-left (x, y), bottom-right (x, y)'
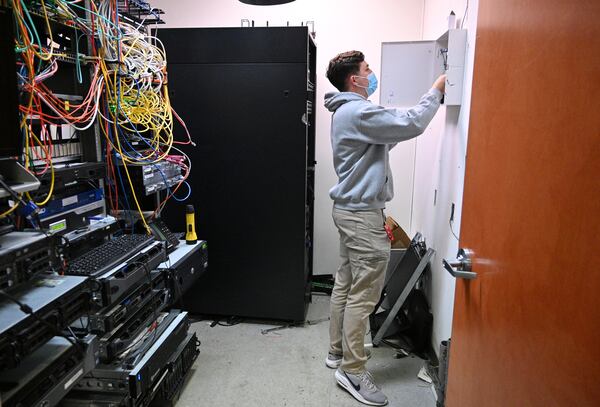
top-left (443, 248), bottom-right (477, 279)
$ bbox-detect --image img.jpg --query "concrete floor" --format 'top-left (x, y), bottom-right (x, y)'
top-left (176, 295), bottom-right (436, 407)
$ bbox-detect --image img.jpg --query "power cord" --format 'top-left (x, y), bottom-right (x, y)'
top-left (460, 0), bottom-right (470, 29)
top-left (210, 316), bottom-right (244, 327)
top-left (449, 219), bottom-right (460, 241)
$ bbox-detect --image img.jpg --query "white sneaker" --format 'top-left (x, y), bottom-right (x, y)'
top-left (325, 348), bottom-right (372, 369)
top-left (335, 368), bottom-right (388, 406)
top-left (325, 352), bottom-right (343, 368)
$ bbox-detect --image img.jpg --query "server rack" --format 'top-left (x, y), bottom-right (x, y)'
top-left (158, 27), bottom-right (316, 321)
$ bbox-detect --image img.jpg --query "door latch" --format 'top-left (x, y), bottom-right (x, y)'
top-left (443, 248), bottom-right (477, 279)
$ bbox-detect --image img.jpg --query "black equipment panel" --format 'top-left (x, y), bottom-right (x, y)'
top-left (158, 27), bottom-right (315, 321)
top-left (0, 275), bottom-right (90, 370)
top-left (0, 232), bottom-right (52, 290)
top-left (0, 7), bottom-right (21, 158)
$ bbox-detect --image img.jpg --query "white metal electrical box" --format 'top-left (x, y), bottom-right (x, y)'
top-left (380, 29), bottom-right (467, 107)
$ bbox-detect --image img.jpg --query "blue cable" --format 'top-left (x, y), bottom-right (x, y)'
top-left (113, 150), bottom-right (136, 233)
top-left (171, 181), bottom-right (192, 202)
top-left (74, 30), bottom-right (83, 84)
top-left (112, 69), bottom-right (192, 217)
top-left (63, 0), bottom-right (122, 40)
top-left (114, 76), bottom-right (137, 233)
top-left (116, 125), bottom-right (145, 160)
top-left (115, 119), bottom-right (192, 203)
top-left (114, 117), bottom-right (191, 203)
top-left (114, 76), bottom-right (155, 161)
top-left (115, 109), bottom-right (192, 203)
top-left (153, 164), bottom-right (191, 202)
top-left (115, 4), bottom-right (122, 63)
top-left (104, 100), bottom-right (135, 229)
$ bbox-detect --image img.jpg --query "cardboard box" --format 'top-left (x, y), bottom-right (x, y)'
top-left (385, 216), bottom-right (411, 249)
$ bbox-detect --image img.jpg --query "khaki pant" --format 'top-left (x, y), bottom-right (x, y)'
top-left (329, 207), bottom-right (390, 373)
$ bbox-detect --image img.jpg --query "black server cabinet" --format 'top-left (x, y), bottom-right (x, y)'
top-left (158, 27), bottom-right (316, 321)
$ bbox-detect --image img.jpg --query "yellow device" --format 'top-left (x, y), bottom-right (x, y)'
top-left (185, 204), bottom-right (198, 245)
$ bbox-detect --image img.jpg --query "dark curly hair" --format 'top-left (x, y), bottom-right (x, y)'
top-left (326, 50), bottom-right (364, 92)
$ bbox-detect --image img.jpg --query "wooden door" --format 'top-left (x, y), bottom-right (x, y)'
top-left (445, 0), bottom-right (600, 406)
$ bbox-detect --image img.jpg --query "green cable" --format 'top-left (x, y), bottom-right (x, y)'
top-left (13, 8), bottom-right (35, 52)
top-left (18, 0), bottom-right (45, 74)
top-left (312, 282), bottom-right (333, 288)
top-left (19, 0), bottom-right (43, 52)
top-left (13, 10), bottom-right (27, 52)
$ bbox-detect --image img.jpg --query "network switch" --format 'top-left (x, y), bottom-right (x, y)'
top-left (120, 162), bottom-right (184, 196)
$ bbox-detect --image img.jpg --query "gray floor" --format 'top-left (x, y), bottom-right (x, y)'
top-left (176, 295), bottom-right (436, 407)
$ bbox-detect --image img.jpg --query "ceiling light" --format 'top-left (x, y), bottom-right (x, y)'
top-left (239, 0), bottom-right (296, 5)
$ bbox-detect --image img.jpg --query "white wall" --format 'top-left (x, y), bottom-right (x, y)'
top-left (152, 0), bottom-right (480, 355)
top-left (413, 0), bottom-right (479, 352)
top-left (151, 0), bottom-right (425, 277)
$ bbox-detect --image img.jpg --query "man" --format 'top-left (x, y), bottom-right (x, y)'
top-left (324, 50), bottom-right (445, 406)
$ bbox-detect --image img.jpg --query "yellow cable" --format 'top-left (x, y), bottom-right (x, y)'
top-left (20, 78), bottom-right (55, 207)
top-left (0, 201), bottom-right (20, 219)
top-left (22, 81), bottom-right (34, 170)
top-left (39, 0), bottom-right (55, 60)
top-left (12, 0), bottom-right (53, 61)
top-left (95, 24), bottom-right (178, 231)
top-left (25, 132), bottom-right (55, 206)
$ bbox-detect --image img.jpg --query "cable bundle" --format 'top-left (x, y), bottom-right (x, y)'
top-left (3, 0), bottom-right (193, 231)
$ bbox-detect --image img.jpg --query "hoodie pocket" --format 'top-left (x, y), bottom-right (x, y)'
top-left (375, 176), bottom-right (389, 202)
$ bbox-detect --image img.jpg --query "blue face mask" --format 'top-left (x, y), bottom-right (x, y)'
top-left (354, 72), bottom-right (378, 97)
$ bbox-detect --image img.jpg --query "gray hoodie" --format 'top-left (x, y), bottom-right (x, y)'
top-left (324, 88), bottom-right (442, 210)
